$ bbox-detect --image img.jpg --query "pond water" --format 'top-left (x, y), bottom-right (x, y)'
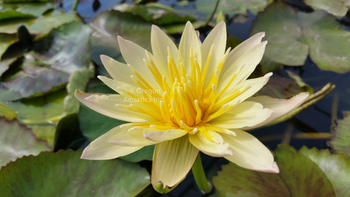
top-left (59, 0), bottom-right (350, 196)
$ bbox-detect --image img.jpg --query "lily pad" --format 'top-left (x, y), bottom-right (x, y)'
top-left (196, 0), bottom-right (271, 16)
top-left (0, 3), bottom-right (54, 21)
top-left (0, 150), bottom-right (150, 197)
top-left (304, 0), bottom-right (350, 17)
top-left (212, 145), bottom-right (337, 197)
top-left (78, 85), bottom-right (154, 162)
top-left (328, 111), bottom-right (350, 158)
top-left (0, 103), bottom-right (17, 120)
top-left (0, 118), bottom-right (51, 168)
top-left (0, 33), bottom-right (18, 58)
top-left (0, 57), bottom-right (17, 76)
top-left (251, 2), bottom-right (350, 73)
top-left (90, 10), bottom-right (152, 75)
top-left (0, 10), bottom-right (80, 34)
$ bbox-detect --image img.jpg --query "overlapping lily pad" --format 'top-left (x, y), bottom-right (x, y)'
top-left (251, 2), bottom-right (350, 73)
top-left (328, 111), bottom-right (350, 158)
top-left (212, 145), bottom-right (350, 197)
top-left (0, 150), bottom-right (150, 197)
top-left (0, 2), bottom-right (54, 21)
top-left (304, 0), bottom-right (350, 17)
top-left (0, 33), bottom-right (18, 58)
top-left (0, 118), bottom-right (51, 168)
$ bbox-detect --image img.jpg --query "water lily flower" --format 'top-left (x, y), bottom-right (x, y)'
top-left (75, 21), bottom-right (309, 193)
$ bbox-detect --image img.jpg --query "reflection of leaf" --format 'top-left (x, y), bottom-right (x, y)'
top-left (0, 150), bottom-right (150, 197)
top-left (197, 0), bottom-right (271, 16)
top-left (0, 10), bottom-right (80, 34)
top-left (0, 118), bottom-right (51, 168)
top-left (0, 34), bottom-right (18, 58)
top-left (0, 65), bottom-right (69, 101)
top-left (213, 145), bottom-right (339, 197)
top-left (304, 0), bottom-right (350, 17)
top-left (90, 10), bottom-right (152, 75)
top-left (251, 2), bottom-right (350, 73)
top-left (328, 111), bottom-right (350, 158)
top-left (78, 85), bottom-right (154, 162)
top-left (0, 3), bottom-right (54, 21)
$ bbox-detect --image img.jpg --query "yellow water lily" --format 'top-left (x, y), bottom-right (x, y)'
top-left (75, 21), bottom-right (308, 192)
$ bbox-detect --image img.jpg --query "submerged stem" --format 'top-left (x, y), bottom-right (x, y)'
top-left (192, 154), bottom-right (212, 193)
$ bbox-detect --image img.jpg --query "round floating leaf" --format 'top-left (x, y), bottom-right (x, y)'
top-left (0, 3), bottom-right (54, 21)
top-left (0, 118), bottom-right (51, 168)
top-left (0, 150), bottom-right (150, 197)
top-left (300, 147), bottom-right (350, 196)
top-left (196, 0), bottom-right (271, 16)
top-left (0, 65), bottom-right (69, 101)
top-left (328, 111), bottom-right (350, 158)
top-left (304, 0), bottom-right (350, 17)
top-left (0, 10), bottom-right (80, 34)
top-left (212, 145), bottom-right (336, 197)
top-left (90, 10), bottom-right (152, 75)
top-left (251, 2), bottom-right (350, 73)
top-left (0, 34), bottom-right (18, 58)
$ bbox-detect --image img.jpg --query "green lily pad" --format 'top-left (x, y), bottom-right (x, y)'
top-left (0, 33), bottom-right (18, 58)
top-left (90, 10), bottom-right (152, 75)
top-left (0, 10), bottom-right (80, 34)
top-left (304, 0), bottom-right (350, 17)
top-left (0, 118), bottom-right (51, 168)
top-left (0, 103), bottom-right (17, 120)
top-left (328, 111), bottom-right (350, 158)
top-left (0, 150), bottom-right (150, 197)
top-left (196, 0), bottom-right (271, 16)
top-left (300, 147), bottom-right (350, 196)
top-left (251, 2), bottom-right (350, 73)
top-left (212, 145), bottom-right (337, 197)
top-left (0, 57), bottom-right (17, 76)
top-left (78, 85), bottom-right (154, 162)
top-left (0, 3), bottom-right (54, 21)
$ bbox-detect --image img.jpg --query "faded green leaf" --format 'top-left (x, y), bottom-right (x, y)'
top-left (0, 103), bottom-right (17, 120)
top-left (304, 0), bottom-right (350, 17)
top-left (212, 145), bottom-right (336, 197)
top-left (0, 118), bottom-right (51, 168)
top-left (0, 10), bottom-right (80, 34)
top-left (300, 147), bottom-right (350, 196)
top-left (0, 3), bottom-right (54, 21)
top-left (251, 2), bottom-right (350, 73)
top-left (90, 10), bottom-right (152, 75)
top-left (0, 34), bottom-right (18, 58)
top-left (328, 111), bottom-right (350, 158)
top-left (197, 0), bottom-right (271, 16)
top-left (0, 57), bottom-right (17, 76)
top-left (0, 150), bottom-right (150, 197)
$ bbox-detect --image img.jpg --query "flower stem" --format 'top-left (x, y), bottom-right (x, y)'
top-left (192, 154), bottom-right (212, 193)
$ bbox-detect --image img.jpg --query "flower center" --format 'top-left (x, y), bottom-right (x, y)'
top-left (123, 45), bottom-right (250, 132)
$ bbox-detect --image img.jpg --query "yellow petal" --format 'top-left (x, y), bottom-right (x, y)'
top-left (152, 136), bottom-right (199, 189)
top-left (75, 90), bottom-right (157, 122)
top-left (209, 101), bottom-right (273, 129)
top-left (118, 36), bottom-right (162, 90)
top-left (177, 21), bottom-right (201, 73)
top-left (201, 21), bottom-right (227, 88)
top-left (222, 130), bottom-right (279, 173)
top-left (189, 130), bottom-right (232, 157)
top-left (81, 124), bottom-right (142, 160)
top-left (151, 25), bottom-right (178, 85)
top-left (245, 92), bottom-right (309, 129)
top-left (109, 126), bottom-right (156, 146)
top-left (218, 41), bottom-right (267, 93)
top-left (100, 55), bottom-right (138, 86)
top-left (221, 32), bottom-right (265, 76)
top-left (143, 128), bottom-right (188, 142)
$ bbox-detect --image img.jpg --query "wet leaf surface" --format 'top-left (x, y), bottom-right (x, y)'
top-left (0, 118), bottom-right (51, 168)
top-left (0, 2), bottom-right (54, 21)
top-left (212, 145), bottom-right (338, 197)
top-left (0, 150), bottom-right (150, 197)
top-left (328, 111), bottom-right (350, 158)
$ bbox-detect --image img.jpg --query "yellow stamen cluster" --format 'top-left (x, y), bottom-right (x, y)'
top-left (120, 44), bottom-right (251, 141)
